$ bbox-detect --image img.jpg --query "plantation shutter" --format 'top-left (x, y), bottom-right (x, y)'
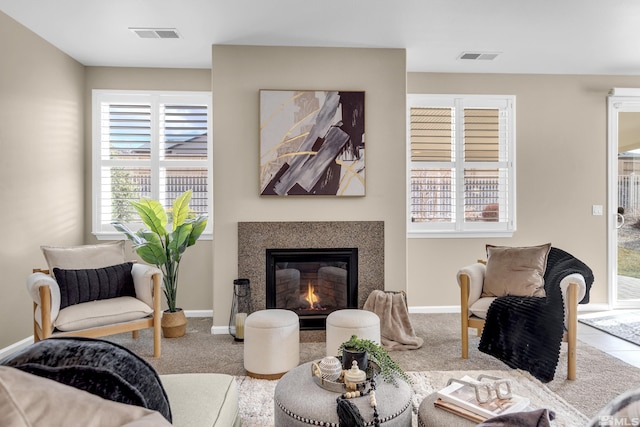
top-left (410, 107), bottom-right (452, 162)
top-left (408, 95), bottom-right (515, 236)
top-left (99, 102), bottom-right (152, 224)
top-left (93, 91), bottom-right (211, 236)
top-left (410, 107), bottom-right (454, 223)
top-left (159, 103), bottom-right (209, 215)
top-left (462, 107), bottom-right (509, 224)
top-left (161, 104), bottom-right (208, 160)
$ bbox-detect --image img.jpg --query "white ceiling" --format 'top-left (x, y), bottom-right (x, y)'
top-left (2, 0), bottom-right (640, 74)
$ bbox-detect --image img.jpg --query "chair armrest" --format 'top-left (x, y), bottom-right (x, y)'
top-left (560, 273), bottom-right (586, 329)
top-left (131, 264), bottom-right (163, 308)
top-left (26, 272), bottom-right (61, 327)
top-left (457, 263), bottom-right (486, 308)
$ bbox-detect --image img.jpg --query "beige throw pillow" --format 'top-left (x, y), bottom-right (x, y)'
top-left (482, 243), bottom-right (551, 298)
top-left (41, 241), bottom-right (126, 271)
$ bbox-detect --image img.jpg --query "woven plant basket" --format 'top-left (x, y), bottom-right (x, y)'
top-left (161, 309), bottom-right (187, 338)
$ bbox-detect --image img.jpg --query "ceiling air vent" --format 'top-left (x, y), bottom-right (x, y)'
top-left (129, 28), bottom-right (181, 39)
top-left (458, 52), bottom-right (500, 61)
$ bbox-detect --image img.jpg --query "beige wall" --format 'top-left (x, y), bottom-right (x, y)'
top-left (211, 45), bottom-right (408, 328)
top-left (84, 67), bottom-right (213, 312)
top-left (0, 12), bottom-right (85, 348)
top-left (407, 72), bottom-right (640, 308)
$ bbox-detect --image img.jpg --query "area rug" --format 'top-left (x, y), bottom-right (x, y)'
top-left (579, 310), bottom-right (640, 346)
top-left (235, 369), bottom-right (589, 427)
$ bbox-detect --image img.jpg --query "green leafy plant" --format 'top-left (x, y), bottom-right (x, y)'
top-left (338, 335), bottom-right (410, 386)
top-left (112, 190), bottom-right (207, 312)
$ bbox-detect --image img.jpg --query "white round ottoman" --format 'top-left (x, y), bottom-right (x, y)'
top-left (244, 309), bottom-right (300, 379)
top-left (326, 309), bottom-right (380, 357)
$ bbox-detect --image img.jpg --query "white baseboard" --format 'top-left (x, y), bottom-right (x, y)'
top-left (208, 303), bottom-right (610, 333)
top-left (577, 303), bottom-right (611, 313)
top-left (409, 305), bottom-right (459, 314)
top-left (184, 309), bottom-right (213, 318)
top-left (209, 306), bottom-right (460, 334)
top-left (211, 325), bottom-right (231, 335)
top-left (204, 303), bottom-right (616, 334)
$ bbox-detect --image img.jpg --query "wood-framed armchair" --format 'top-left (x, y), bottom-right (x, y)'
top-left (458, 249), bottom-right (588, 381)
top-left (26, 241), bottom-right (162, 357)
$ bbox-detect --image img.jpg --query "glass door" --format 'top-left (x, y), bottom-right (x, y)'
top-left (616, 112), bottom-right (640, 307)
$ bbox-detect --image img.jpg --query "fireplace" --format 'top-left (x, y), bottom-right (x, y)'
top-left (238, 221), bottom-right (384, 318)
top-left (265, 248), bottom-right (358, 330)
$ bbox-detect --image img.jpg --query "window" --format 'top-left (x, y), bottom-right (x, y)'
top-left (92, 90), bottom-right (212, 239)
top-left (407, 94), bottom-right (515, 238)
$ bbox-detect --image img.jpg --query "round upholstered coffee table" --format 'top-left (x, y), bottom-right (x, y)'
top-left (274, 361), bottom-right (413, 427)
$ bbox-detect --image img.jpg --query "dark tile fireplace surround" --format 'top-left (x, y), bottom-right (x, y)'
top-left (238, 221), bottom-right (384, 329)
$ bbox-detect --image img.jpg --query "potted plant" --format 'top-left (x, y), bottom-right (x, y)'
top-left (338, 335), bottom-right (410, 386)
top-left (112, 190), bottom-right (207, 338)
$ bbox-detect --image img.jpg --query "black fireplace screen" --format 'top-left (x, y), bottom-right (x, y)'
top-left (266, 248), bottom-right (358, 329)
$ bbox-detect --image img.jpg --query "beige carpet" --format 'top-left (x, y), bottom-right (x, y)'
top-left (106, 313), bottom-right (640, 420)
top-left (236, 369), bottom-right (589, 426)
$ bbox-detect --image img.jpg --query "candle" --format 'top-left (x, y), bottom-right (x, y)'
top-left (235, 312), bottom-right (247, 339)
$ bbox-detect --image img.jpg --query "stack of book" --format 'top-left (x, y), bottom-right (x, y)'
top-left (434, 375), bottom-right (530, 423)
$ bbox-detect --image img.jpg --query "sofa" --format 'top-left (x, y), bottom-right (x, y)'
top-left (161, 373), bottom-right (240, 427)
top-left (0, 337), bottom-right (240, 427)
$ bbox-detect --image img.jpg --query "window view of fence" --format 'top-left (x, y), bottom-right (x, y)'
top-left (410, 171), bottom-right (502, 223)
top-left (109, 171), bottom-right (208, 223)
top-left (619, 175), bottom-right (640, 218)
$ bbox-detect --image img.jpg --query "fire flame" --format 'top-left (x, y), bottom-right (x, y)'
top-left (304, 282), bottom-right (319, 309)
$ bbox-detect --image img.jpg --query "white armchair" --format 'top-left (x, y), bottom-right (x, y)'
top-left (26, 241), bottom-right (162, 357)
top-left (458, 259), bottom-right (587, 380)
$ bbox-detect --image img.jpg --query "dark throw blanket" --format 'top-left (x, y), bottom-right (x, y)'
top-left (478, 247), bottom-right (594, 382)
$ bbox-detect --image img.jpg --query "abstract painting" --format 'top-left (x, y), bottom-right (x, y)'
top-left (260, 90), bottom-right (365, 196)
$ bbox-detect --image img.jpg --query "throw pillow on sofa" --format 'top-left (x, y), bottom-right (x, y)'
top-left (0, 337), bottom-right (171, 422)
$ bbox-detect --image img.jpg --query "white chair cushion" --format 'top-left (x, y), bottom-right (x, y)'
top-left (468, 297), bottom-right (497, 319)
top-left (41, 241), bottom-right (126, 271)
top-left (54, 296), bottom-right (152, 331)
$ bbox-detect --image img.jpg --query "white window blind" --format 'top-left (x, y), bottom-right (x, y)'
top-left (92, 90), bottom-right (212, 238)
top-left (407, 94), bottom-right (516, 238)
